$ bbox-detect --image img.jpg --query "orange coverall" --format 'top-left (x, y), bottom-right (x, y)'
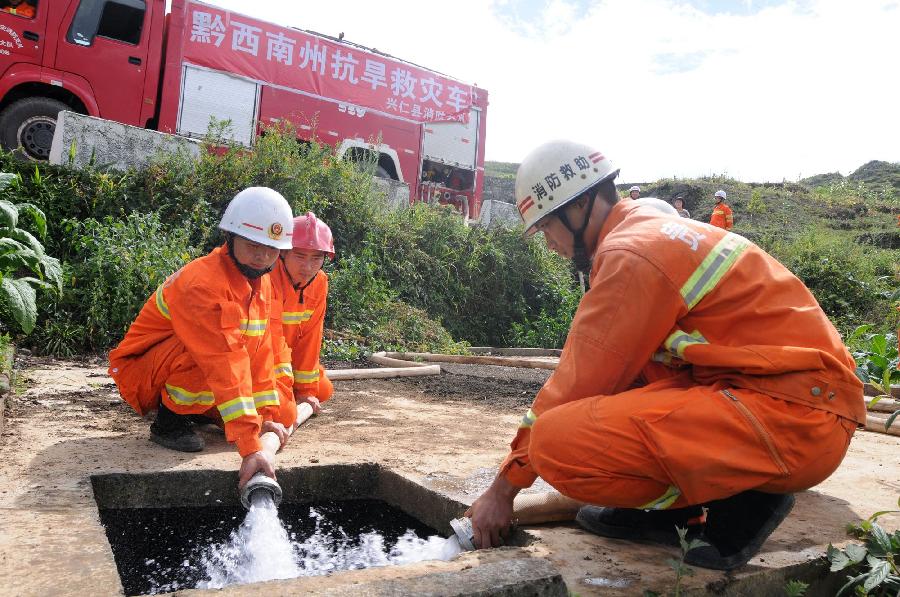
top-left (108, 245), bottom-right (296, 457)
top-left (500, 201), bottom-right (865, 509)
top-left (271, 262), bottom-right (333, 403)
top-left (710, 202), bottom-right (734, 229)
top-left (2, 3), bottom-right (35, 18)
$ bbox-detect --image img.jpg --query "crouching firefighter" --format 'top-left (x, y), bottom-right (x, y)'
top-left (271, 212), bottom-right (336, 416)
top-left (465, 140), bottom-right (865, 570)
top-left (108, 187), bottom-right (299, 489)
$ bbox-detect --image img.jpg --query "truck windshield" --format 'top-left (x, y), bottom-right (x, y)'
top-left (67, 0), bottom-right (146, 46)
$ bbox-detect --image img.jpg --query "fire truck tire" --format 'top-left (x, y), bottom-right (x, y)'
top-left (0, 97), bottom-right (69, 160)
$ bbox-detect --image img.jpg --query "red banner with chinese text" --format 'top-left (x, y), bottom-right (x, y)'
top-left (183, 1), bottom-right (477, 123)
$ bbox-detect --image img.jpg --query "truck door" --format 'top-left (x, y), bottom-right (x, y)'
top-left (0, 0), bottom-right (48, 69)
top-left (53, 0), bottom-right (149, 125)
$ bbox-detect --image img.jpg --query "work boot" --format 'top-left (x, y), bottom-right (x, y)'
top-left (150, 403), bottom-right (204, 452)
top-left (684, 490), bottom-right (794, 571)
top-left (575, 505), bottom-right (705, 547)
top-left (186, 414), bottom-right (225, 435)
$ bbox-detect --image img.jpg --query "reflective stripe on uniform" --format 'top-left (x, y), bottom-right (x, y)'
top-left (165, 384), bottom-right (213, 406)
top-left (294, 368), bottom-right (320, 383)
top-left (680, 233), bottom-right (749, 309)
top-left (274, 362), bottom-right (293, 379)
top-left (239, 319), bottom-right (267, 336)
top-left (519, 408), bottom-right (537, 429)
top-left (155, 285), bottom-right (171, 320)
top-left (253, 389), bottom-right (280, 409)
top-left (217, 396), bottom-right (257, 422)
top-left (663, 329), bottom-right (709, 358)
top-left (639, 484), bottom-right (681, 510)
top-left (283, 310), bottom-right (314, 325)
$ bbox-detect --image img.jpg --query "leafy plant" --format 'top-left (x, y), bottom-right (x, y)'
top-left (784, 579), bottom-right (809, 596)
top-left (0, 172), bottom-right (62, 334)
top-left (828, 498), bottom-right (900, 596)
top-left (847, 324), bottom-right (900, 430)
top-left (643, 527), bottom-right (709, 597)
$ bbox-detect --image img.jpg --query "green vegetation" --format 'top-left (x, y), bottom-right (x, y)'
top-left (0, 171), bottom-right (61, 334)
top-left (484, 160), bottom-right (519, 179)
top-left (0, 126), bottom-right (576, 357)
top-left (0, 130), bottom-right (896, 361)
top-left (643, 527), bottom-right (709, 597)
top-left (827, 499), bottom-right (900, 596)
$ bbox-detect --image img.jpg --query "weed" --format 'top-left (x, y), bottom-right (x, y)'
top-left (828, 498), bottom-right (900, 596)
top-left (643, 526), bottom-right (709, 597)
top-left (783, 579), bottom-right (809, 596)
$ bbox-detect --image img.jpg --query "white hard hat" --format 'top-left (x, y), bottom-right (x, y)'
top-left (634, 197), bottom-right (678, 216)
top-left (219, 187), bottom-right (294, 249)
top-left (515, 140), bottom-right (618, 234)
top-left (714, 190), bottom-right (727, 199)
top-left (629, 185), bottom-right (641, 193)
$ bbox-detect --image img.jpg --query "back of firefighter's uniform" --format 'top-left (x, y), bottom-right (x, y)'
top-left (501, 200), bottom-right (865, 509)
top-left (271, 261), bottom-right (333, 403)
top-left (108, 244), bottom-right (296, 457)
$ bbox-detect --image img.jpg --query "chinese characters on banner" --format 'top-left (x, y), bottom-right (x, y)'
top-left (185, 3), bottom-right (476, 123)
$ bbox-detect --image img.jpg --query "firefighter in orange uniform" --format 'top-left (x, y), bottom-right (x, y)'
top-left (272, 212), bottom-right (334, 414)
top-left (709, 189), bottom-right (734, 229)
top-left (1, 0), bottom-right (35, 17)
top-left (108, 187), bottom-right (298, 489)
top-left (466, 141), bottom-right (865, 570)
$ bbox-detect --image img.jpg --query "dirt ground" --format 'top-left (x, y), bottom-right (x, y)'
top-left (1, 355), bottom-right (899, 596)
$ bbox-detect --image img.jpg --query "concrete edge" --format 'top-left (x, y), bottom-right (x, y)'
top-left (686, 556), bottom-right (844, 596)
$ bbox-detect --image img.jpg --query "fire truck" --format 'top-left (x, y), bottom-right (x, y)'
top-left (0, 0), bottom-right (488, 216)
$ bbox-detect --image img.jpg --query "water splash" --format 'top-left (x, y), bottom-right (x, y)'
top-left (197, 497), bottom-right (457, 590)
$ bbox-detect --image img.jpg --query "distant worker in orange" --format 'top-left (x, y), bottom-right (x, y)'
top-left (108, 187), bottom-right (298, 490)
top-left (1, 0), bottom-right (36, 18)
top-left (467, 140), bottom-right (864, 571)
top-left (272, 212), bottom-right (335, 415)
top-left (627, 185), bottom-right (640, 200)
top-left (709, 189), bottom-right (733, 229)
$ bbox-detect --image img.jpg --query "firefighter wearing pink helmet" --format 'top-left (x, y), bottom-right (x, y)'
top-left (271, 212), bottom-right (335, 418)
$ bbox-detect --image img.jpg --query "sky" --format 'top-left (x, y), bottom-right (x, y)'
top-left (200, 0), bottom-right (900, 183)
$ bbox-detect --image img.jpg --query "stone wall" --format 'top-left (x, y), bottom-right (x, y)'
top-left (483, 175), bottom-right (515, 205)
top-left (49, 111), bottom-right (201, 171)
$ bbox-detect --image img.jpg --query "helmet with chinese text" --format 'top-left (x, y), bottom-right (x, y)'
top-left (219, 187), bottom-right (294, 250)
top-left (715, 190), bottom-right (727, 199)
top-left (515, 140), bottom-right (618, 234)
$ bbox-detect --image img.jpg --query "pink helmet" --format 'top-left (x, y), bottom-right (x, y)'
top-left (292, 212), bottom-right (335, 259)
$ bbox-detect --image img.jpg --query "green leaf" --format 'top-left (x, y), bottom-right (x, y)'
top-left (844, 543), bottom-right (867, 564)
top-left (848, 324), bottom-right (872, 344)
top-left (870, 523), bottom-right (893, 552)
top-left (0, 236), bottom-right (29, 256)
top-left (836, 572), bottom-right (868, 596)
top-left (0, 172), bottom-right (17, 190)
top-left (40, 255), bottom-right (62, 293)
top-left (871, 335), bottom-right (887, 357)
top-left (829, 547), bottom-right (851, 571)
top-left (862, 558), bottom-right (889, 591)
top-left (885, 410), bottom-right (899, 431)
top-left (0, 276), bottom-right (37, 334)
top-left (0, 200), bottom-right (17, 228)
top-left (16, 203), bottom-right (47, 239)
top-left (6, 227), bottom-right (45, 258)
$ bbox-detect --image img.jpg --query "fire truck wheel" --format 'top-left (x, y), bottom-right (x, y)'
top-left (0, 97), bottom-right (69, 161)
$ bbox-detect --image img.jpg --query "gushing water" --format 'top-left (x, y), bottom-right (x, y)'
top-left (196, 494), bottom-right (459, 590)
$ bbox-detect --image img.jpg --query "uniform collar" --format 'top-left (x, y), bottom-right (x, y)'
top-left (213, 243), bottom-right (260, 293)
top-left (590, 200), bottom-right (642, 275)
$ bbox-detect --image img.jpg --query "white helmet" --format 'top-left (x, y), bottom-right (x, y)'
top-left (714, 190), bottom-right (727, 199)
top-left (629, 185), bottom-right (641, 193)
top-left (634, 197), bottom-right (678, 216)
top-left (515, 140), bottom-right (618, 234)
top-left (219, 187), bottom-right (294, 249)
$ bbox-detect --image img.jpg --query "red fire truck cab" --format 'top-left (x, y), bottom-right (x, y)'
top-left (0, 0), bottom-right (488, 216)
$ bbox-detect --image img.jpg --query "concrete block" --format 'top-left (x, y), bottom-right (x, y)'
top-left (475, 200), bottom-right (521, 229)
top-left (49, 111), bottom-right (201, 171)
top-left (371, 177), bottom-right (411, 210)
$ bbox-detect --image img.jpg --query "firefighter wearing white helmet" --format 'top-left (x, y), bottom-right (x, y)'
top-left (109, 185), bottom-right (300, 493)
top-left (628, 185), bottom-right (641, 200)
top-left (219, 186), bottom-right (295, 279)
top-left (469, 139), bottom-right (862, 572)
top-left (515, 140), bottom-right (619, 283)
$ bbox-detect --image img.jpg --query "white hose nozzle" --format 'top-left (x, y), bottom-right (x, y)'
top-left (448, 517), bottom-right (476, 551)
top-left (240, 472), bottom-right (283, 509)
